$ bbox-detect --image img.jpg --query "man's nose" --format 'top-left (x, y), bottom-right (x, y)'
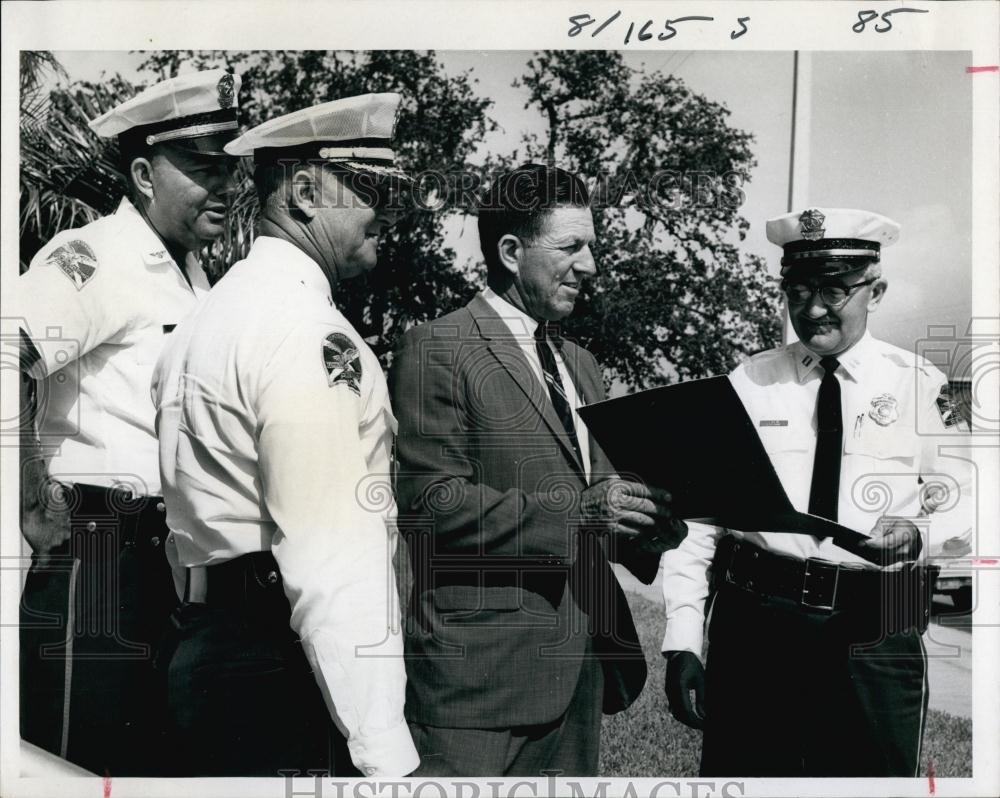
top-left (805, 290), bottom-right (829, 317)
top-left (574, 245), bottom-right (597, 276)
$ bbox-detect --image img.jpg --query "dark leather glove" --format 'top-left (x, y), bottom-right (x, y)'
top-left (663, 650), bottom-right (706, 730)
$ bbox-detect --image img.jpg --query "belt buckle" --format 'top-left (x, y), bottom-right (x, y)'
top-left (801, 559), bottom-right (839, 612)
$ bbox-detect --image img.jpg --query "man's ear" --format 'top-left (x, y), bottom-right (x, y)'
top-left (290, 167), bottom-right (319, 219)
top-left (867, 278), bottom-right (888, 312)
top-left (130, 157), bottom-right (155, 203)
top-left (497, 233), bottom-right (522, 277)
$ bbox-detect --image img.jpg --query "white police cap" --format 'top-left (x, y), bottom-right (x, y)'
top-left (766, 207), bottom-right (900, 276)
top-left (89, 68), bottom-right (242, 156)
top-left (225, 92), bottom-right (409, 181)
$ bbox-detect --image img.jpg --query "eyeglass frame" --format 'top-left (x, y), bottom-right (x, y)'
top-left (780, 277), bottom-right (878, 308)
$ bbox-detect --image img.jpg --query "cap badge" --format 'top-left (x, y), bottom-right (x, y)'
top-left (798, 208), bottom-right (826, 241)
top-left (217, 73), bottom-right (235, 109)
top-left (868, 393), bottom-right (899, 427)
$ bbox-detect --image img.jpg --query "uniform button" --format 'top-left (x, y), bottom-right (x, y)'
top-left (86, 521), bottom-right (97, 532)
top-left (150, 536), bottom-right (161, 547)
top-left (265, 570), bottom-right (279, 585)
top-left (752, 551), bottom-right (759, 559)
top-left (364, 767), bottom-right (376, 776)
top-left (156, 502), bottom-right (166, 513)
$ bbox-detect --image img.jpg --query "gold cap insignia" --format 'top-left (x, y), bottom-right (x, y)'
top-left (798, 208), bottom-right (826, 241)
top-left (217, 73), bottom-right (235, 109)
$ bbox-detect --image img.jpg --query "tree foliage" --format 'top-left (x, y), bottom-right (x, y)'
top-left (19, 55), bottom-right (129, 271)
top-left (512, 51), bottom-right (782, 387)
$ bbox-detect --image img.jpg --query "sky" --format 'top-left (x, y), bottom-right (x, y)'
top-left (46, 49), bottom-right (972, 372)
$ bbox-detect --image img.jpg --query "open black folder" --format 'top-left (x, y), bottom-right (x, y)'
top-left (578, 375), bottom-right (869, 545)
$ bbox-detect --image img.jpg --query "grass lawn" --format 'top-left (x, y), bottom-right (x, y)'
top-left (599, 591), bottom-right (972, 777)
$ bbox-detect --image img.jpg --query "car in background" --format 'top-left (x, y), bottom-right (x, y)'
top-left (930, 533), bottom-right (974, 612)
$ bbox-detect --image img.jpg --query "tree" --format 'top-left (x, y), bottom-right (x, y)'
top-left (512, 51), bottom-right (782, 388)
top-left (19, 54), bottom-right (132, 271)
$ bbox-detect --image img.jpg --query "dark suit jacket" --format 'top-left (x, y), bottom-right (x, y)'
top-left (389, 294), bottom-right (658, 729)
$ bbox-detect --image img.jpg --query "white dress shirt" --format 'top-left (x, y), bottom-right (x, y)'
top-left (15, 197), bottom-right (209, 496)
top-left (661, 333), bottom-right (974, 657)
top-left (152, 235), bottom-right (418, 776)
top-left (481, 288), bottom-right (592, 482)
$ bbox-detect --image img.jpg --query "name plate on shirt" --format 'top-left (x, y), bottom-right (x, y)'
top-left (579, 376), bottom-right (869, 545)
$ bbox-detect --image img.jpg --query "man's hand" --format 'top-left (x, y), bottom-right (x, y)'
top-left (663, 650), bottom-right (705, 729)
top-left (580, 478), bottom-right (687, 553)
top-left (21, 481), bottom-right (71, 558)
top-left (837, 516), bottom-right (923, 566)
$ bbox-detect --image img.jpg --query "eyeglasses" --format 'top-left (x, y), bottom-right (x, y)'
top-left (781, 278), bottom-right (877, 308)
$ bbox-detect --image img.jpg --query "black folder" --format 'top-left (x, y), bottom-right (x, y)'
top-left (578, 376), bottom-right (868, 544)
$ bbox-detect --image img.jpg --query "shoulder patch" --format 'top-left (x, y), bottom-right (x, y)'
top-left (322, 332), bottom-right (362, 395)
top-left (44, 239), bottom-right (98, 290)
top-left (936, 383), bottom-right (965, 429)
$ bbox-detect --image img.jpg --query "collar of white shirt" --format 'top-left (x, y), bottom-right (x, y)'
top-left (481, 287), bottom-right (541, 339)
top-left (116, 196), bottom-right (211, 291)
top-left (792, 330), bottom-right (875, 385)
top-left (251, 235), bottom-right (333, 298)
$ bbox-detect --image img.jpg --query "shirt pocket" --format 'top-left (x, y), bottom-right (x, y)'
top-left (756, 422), bottom-right (810, 458)
top-left (844, 419), bottom-right (919, 465)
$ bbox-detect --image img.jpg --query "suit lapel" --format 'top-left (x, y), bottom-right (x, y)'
top-left (468, 295), bottom-right (586, 475)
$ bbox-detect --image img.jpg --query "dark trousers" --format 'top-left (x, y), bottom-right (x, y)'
top-left (700, 584), bottom-right (929, 777)
top-left (160, 554), bottom-right (356, 777)
top-left (408, 648), bottom-right (604, 777)
top-left (19, 484), bottom-right (177, 776)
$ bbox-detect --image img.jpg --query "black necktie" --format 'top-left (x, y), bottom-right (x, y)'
top-left (808, 356), bottom-right (842, 521)
top-left (534, 323), bottom-right (583, 469)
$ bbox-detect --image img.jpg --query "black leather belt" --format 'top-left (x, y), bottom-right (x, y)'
top-left (184, 551), bottom-right (287, 611)
top-left (714, 536), bottom-right (936, 622)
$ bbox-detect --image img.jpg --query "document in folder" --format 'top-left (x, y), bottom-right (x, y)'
top-left (577, 376), bottom-right (868, 544)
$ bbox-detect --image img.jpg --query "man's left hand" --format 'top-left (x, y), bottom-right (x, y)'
top-left (838, 516), bottom-right (923, 566)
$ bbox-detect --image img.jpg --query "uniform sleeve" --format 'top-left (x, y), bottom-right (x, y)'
top-left (254, 322), bottom-right (418, 777)
top-left (660, 521), bottom-right (723, 660)
top-left (18, 234), bottom-right (123, 378)
top-left (916, 370), bottom-right (976, 560)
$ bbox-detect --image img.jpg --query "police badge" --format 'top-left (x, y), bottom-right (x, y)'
top-left (46, 239), bottom-right (98, 290)
top-left (322, 332), bottom-right (362, 395)
top-left (868, 393), bottom-right (899, 426)
top-left (217, 73), bottom-right (235, 109)
top-left (798, 208), bottom-right (826, 241)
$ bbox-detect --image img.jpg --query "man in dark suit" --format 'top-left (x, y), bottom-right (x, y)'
top-left (389, 163), bottom-right (688, 776)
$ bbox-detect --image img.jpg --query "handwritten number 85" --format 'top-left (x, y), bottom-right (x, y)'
top-left (853, 7), bottom-right (929, 33)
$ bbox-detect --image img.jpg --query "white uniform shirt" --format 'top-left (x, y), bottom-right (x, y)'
top-left (661, 333), bottom-right (974, 656)
top-left (15, 197), bottom-right (210, 497)
top-left (481, 287), bottom-right (592, 482)
top-left (152, 235), bottom-right (418, 777)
